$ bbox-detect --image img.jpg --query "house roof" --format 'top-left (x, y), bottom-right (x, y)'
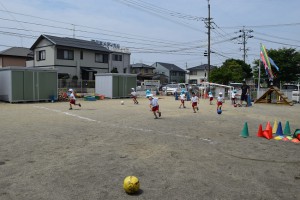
top-left (0, 47), bottom-right (32, 57)
top-left (187, 64), bottom-right (217, 71)
top-left (131, 63), bottom-right (155, 69)
top-left (30, 35), bottom-right (111, 53)
top-left (156, 62), bottom-right (185, 72)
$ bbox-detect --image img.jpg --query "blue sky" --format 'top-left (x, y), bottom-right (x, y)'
top-left (0, 0), bottom-right (299, 69)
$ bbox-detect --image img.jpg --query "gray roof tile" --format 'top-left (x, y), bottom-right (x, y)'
top-left (31, 35), bottom-right (111, 52)
top-left (0, 47), bottom-right (32, 57)
top-left (156, 62), bottom-right (185, 72)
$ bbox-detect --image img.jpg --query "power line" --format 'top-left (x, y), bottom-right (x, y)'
top-left (113, 0), bottom-right (204, 32)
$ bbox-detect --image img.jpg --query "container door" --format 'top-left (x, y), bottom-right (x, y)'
top-left (11, 71), bottom-right (24, 101)
top-left (112, 76), bottom-right (119, 98)
top-left (127, 77), bottom-right (137, 95)
top-left (118, 76), bottom-right (125, 97)
top-left (23, 70), bottom-right (34, 101)
top-left (38, 72), bottom-right (58, 100)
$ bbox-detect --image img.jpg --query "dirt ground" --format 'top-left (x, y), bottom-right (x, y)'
top-left (0, 96), bottom-right (299, 200)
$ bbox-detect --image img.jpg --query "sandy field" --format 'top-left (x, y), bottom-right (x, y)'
top-left (0, 96), bottom-right (299, 200)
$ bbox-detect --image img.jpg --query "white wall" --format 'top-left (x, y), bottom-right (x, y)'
top-left (0, 70), bottom-right (12, 101)
top-left (95, 75), bottom-right (113, 98)
top-left (109, 53), bottom-right (130, 73)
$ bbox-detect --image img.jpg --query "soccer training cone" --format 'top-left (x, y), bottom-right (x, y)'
top-left (241, 122), bottom-right (249, 138)
top-left (276, 122), bottom-right (284, 136)
top-left (265, 122), bottom-right (272, 136)
top-left (283, 121), bottom-right (291, 136)
top-left (263, 130), bottom-right (273, 140)
top-left (272, 120), bottom-right (278, 134)
top-left (257, 124), bottom-right (263, 137)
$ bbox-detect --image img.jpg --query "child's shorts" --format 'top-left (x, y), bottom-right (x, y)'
top-left (192, 102), bottom-right (197, 107)
top-left (70, 99), bottom-right (76, 104)
top-left (152, 105), bottom-right (159, 111)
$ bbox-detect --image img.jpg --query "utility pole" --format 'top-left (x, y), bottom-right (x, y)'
top-left (203, 0), bottom-right (213, 89)
top-left (238, 26), bottom-right (253, 63)
top-left (72, 24), bottom-right (76, 38)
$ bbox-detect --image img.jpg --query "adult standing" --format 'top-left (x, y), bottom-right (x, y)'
top-left (240, 81), bottom-right (250, 106)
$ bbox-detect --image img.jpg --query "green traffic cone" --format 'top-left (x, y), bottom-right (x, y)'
top-left (283, 121), bottom-right (291, 135)
top-left (241, 122), bottom-right (249, 138)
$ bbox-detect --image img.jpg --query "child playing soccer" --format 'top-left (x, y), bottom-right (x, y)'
top-left (130, 88), bottom-right (139, 104)
top-left (208, 91), bottom-right (213, 105)
top-left (217, 92), bottom-right (224, 110)
top-left (191, 92), bottom-right (199, 113)
top-left (231, 90), bottom-right (237, 105)
top-left (179, 92), bottom-right (186, 108)
top-left (68, 89), bottom-right (81, 110)
top-left (148, 94), bottom-right (162, 119)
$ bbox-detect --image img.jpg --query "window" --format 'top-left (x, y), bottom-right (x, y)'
top-left (179, 72), bottom-right (185, 76)
top-left (95, 53), bottom-right (108, 63)
top-left (171, 71), bottom-right (177, 76)
top-left (123, 68), bottom-right (127, 73)
top-left (112, 54), bottom-right (122, 61)
top-left (57, 49), bottom-right (74, 60)
top-left (190, 71), bottom-right (197, 75)
top-left (36, 50), bottom-right (46, 61)
top-left (145, 69), bottom-right (148, 73)
top-left (80, 51), bottom-right (83, 60)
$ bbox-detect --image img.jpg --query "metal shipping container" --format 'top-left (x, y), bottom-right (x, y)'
top-left (0, 68), bottom-right (58, 102)
top-left (95, 73), bottom-right (137, 98)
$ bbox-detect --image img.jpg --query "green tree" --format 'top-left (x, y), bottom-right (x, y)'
top-left (210, 59), bottom-right (252, 85)
top-left (253, 48), bottom-right (300, 86)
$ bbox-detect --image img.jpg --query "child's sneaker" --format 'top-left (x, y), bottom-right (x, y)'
top-left (79, 103), bottom-right (81, 107)
top-left (69, 108), bottom-right (72, 110)
top-left (158, 112), bottom-right (161, 117)
top-left (197, 107), bottom-right (199, 111)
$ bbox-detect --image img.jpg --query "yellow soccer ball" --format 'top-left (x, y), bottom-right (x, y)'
top-left (123, 176), bottom-right (140, 194)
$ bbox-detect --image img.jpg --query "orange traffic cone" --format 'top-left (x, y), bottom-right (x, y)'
top-left (257, 124), bottom-right (263, 137)
top-left (263, 130), bottom-right (273, 140)
top-left (265, 122), bottom-right (272, 136)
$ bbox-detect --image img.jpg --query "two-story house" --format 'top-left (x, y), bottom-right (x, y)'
top-left (131, 63), bottom-right (155, 83)
top-left (0, 47), bottom-right (32, 68)
top-left (186, 64), bottom-right (217, 84)
top-left (151, 62), bottom-right (185, 83)
top-left (27, 35), bottom-right (131, 80)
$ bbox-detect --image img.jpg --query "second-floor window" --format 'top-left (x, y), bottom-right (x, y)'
top-left (112, 54), bottom-right (122, 61)
top-left (190, 71), bottom-right (197, 75)
top-left (95, 53), bottom-right (108, 63)
top-left (57, 49), bottom-right (74, 60)
top-left (171, 71), bottom-right (177, 76)
top-left (37, 50), bottom-right (46, 61)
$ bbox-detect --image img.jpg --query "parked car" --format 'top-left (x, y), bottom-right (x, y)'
top-left (164, 83), bottom-right (186, 95)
